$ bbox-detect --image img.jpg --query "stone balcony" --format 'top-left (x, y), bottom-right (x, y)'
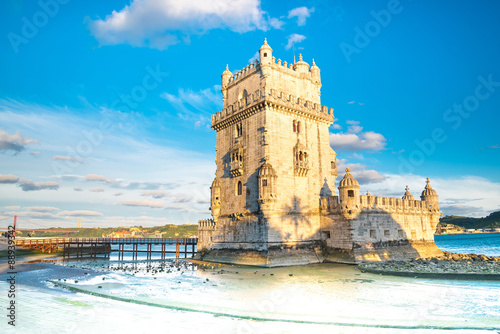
top-left (294, 161), bottom-right (309, 177)
top-left (230, 161), bottom-right (244, 177)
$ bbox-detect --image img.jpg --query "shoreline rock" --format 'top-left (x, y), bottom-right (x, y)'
top-left (359, 252), bottom-right (500, 277)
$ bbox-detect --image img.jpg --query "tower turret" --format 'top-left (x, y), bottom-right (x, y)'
top-left (338, 168), bottom-right (360, 219)
top-left (310, 59), bottom-right (321, 85)
top-left (420, 178), bottom-right (439, 211)
top-left (259, 38), bottom-right (273, 65)
top-left (210, 177), bottom-right (221, 222)
top-left (293, 54), bottom-right (309, 74)
top-left (221, 65), bottom-right (233, 106)
top-left (402, 185), bottom-right (415, 200)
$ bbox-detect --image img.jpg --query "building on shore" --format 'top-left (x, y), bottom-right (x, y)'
top-left (196, 40), bottom-right (443, 266)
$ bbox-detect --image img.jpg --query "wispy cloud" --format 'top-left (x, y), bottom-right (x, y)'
top-left (117, 200), bottom-right (164, 208)
top-left (90, 187), bottom-right (105, 192)
top-left (52, 155), bottom-right (85, 163)
top-left (161, 85), bottom-right (222, 126)
top-left (285, 33), bottom-right (306, 50)
top-left (288, 6), bottom-right (315, 26)
top-left (89, 0), bottom-right (277, 50)
top-left (57, 210), bottom-right (103, 217)
top-left (85, 174), bottom-right (114, 183)
top-left (27, 206), bottom-right (60, 212)
top-left (142, 190), bottom-right (167, 199)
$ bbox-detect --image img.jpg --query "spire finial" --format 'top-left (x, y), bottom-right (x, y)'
top-left (226, 64), bottom-right (229, 70)
top-left (299, 53), bottom-right (303, 61)
top-left (366, 190), bottom-right (370, 196)
top-left (264, 38), bottom-right (268, 44)
top-left (406, 185), bottom-right (410, 191)
top-left (345, 167), bottom-right (350, 173)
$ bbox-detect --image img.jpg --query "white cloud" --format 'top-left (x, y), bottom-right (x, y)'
top-left (117, 200), bottom-right (164, 208)
top-left (18, 178), bottom-right (60, 191)
top-left (0, 129), bottom-right (38, 154)
top-left (330, 121), bottom-right (386, 152)
top-left (288, 6), bottom-right (314, 26)
top-left (114, 192), bottom-right (123, 196)
top-left (337, 159), bottom-right (385, 184)
top-left (52, 155), bottom-right (85, 163)
top-left (90, 187), bottom-right (105, 192)
top-left (57, 210), bottom-right (104, 217)
top-left (0, 174), bottom-right (19, 183)
top-left (5, 206), bottom-right (20, 210)
top-left (73, 187), bottom-right (83, 192)
top-left (89, 0), bottom-right (276, 49)
top-left (285, 33), bottom-right (306, 50)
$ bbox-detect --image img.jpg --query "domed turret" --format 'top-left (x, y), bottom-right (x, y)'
top-left (402, 185), bottom-right (415, 200)
top-left (309, 59), bottom-right (321, 84)
top-left (259, 38), bottom-right (273, 65)
top-left (421, 178), bottom-right (439, 211)
top-left (293, 54), bottom-right (309, 74)
top-left (338, 168), bottom-right (360, 219)
top-left (338, 167), bottom-right (360, 188)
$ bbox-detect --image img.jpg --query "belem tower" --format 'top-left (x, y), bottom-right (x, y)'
top-left (196, 39), bottom-right (443, 267)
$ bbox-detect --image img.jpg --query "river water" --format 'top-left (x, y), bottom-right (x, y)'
top-left (1, 234), bottom-right (499, 333)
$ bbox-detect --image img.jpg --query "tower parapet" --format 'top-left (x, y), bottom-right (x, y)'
top-left (211, 87), bottom-right (334, 131)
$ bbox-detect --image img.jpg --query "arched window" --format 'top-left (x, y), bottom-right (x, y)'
top-left (236, 181), bottom-right (243, 196)
top-left (297, 121), bottom-right (301, 133)
top-left (304, 152), bottom-right (307, 161)
top-left (293, 120), bottom-right (296, 132)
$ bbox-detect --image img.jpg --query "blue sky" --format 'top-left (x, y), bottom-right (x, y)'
top-left (1, 0), bottom-right (500, 229)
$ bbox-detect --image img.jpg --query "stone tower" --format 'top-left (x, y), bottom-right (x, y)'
top-left (199, 39), bottom-right (338, 266)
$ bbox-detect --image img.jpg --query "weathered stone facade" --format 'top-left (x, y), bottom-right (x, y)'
top-left (196, 40), bottom-right (443, 266)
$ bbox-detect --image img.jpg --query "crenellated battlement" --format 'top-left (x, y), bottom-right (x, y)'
top-left (226, 59), bottom-right (261, 86)
top-left (212, 87), bottom-right (334, 130)
top-left (321, 195), bottom-right (438, 215)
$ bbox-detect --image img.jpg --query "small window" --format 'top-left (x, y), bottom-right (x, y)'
top-left (264, 52), bottom-right (267, 57)
top-left (293, 120), bottom-right (296, 132)
top-left (398, 230), bottom-right (404, 239)
top-left (262, 179), bottom-right (267, 187)
top-left (370, 230), bottom-right (376, 238)
top-left (297, 121), bottom-right (300, 133)
top-left (384, 230), bottom-right (390, 237)
top-left (348, 190), bottom-right (354, 197)
top-left (236, 181), bottom-right (242, 196)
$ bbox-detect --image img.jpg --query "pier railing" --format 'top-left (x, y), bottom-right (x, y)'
top-left (14, 237), bottom-right (198, 260)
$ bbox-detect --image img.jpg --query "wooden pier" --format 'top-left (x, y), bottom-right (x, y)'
top-left (15, 237), bottom-right (197, 260)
